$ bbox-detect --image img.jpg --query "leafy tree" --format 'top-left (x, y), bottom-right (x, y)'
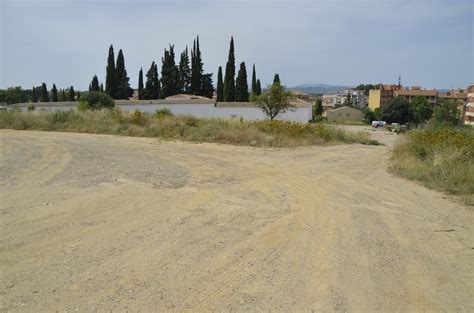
top-left (142, 61), bottom-right (160, 99)
top-left (31, 86), bottom-right (38, 103)
top-left (105, 45), bottom-right (117, 98)
top-left (412, 96), bottom-right (433, 124)
top-left (0, 87), bottom-right (28, 104)
top-left (235, 62), bottom-right (249, 102)
top-left (51, 84), bottom-right (58, 102)
top-left (346, 91), bottom-right (352, 106)
top-left (216, 66), bottom-right (224, 101)
top-left (68, 86), bottom-right (75, 101)
top-left (430, 99), bottom-right (461, 127)
top-left (381, 96), bottom-right (414, 124)
top-left (224, 36), bottom-right (235, 101)
top-left (40, 83), bottom-right (49, 102)
top-left (255, 82), bottom-right (293, 120)
top-left (273, 74), bottom-right (280, 84)
top-left (138, 68), bottom-right (144, 100)
top-left (191, 37), bottom-right (203, 95)
top-left (80, 91), bottom-right (115, 110)
top-left (58, 89), bottom-right (66, 101)
top-left (201, 73), bottom-right (214, 99)
top-left (178, 46), bottom-right (191, 93)
top-left (256, 79), bottom-right (262, 95)
top-left (314, 97), bottom-right (323, 115)
top-left (161, 45), bottom-right (180, 98)
top-left (90, 75), bottom-right (100, 92)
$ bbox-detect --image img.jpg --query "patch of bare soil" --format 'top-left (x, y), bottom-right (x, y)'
top-left (1, 130), bottom-right (472, 312)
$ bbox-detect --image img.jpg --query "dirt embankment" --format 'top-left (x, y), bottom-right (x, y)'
top-left (1, 129), bottom-right (472, 312)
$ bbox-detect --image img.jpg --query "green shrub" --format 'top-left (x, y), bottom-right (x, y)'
top-left (80, 92), bottom-right (115, 110)
top-left (78, 100), bottom-right (91, 111)
top-left (27, 104), bottom-right (35, 111)
top-left (155, 108), bottom-right (173, 118)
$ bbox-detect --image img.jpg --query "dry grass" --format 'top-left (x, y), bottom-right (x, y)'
top-left (0, 109), bottom-right (379, 147)
top-left (391, 126), bottom-right (474, 205)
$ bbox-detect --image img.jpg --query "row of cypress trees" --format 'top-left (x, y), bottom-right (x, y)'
top-left (137, 36), bottom-right (214, 100)
top-left (217, 37), bottom-right (262, 102)
top-left (31, 83), bottom-right (78, 102)
top-left (100, 45), bottom-right (134, 100)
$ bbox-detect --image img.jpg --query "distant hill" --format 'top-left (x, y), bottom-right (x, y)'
top-left (291, 84), bottom-right (352, 95)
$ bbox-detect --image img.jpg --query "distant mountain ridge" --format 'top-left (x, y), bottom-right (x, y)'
top-left (291, 83), bottom-right (352, 95)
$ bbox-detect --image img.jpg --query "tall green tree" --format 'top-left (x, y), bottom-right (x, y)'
top-left (161, 45), bottom-right (180, 98)
top-left (68, 86), bottom-right (75, 101)
top-left (116, 49), bottom-right (133, 99)
top-left (381, 96), bottom-right (414, 124)
top-left (430, 99), bottom-right (461, 127)
top-left (77, 91), bottom-right (81, 100)
top-left (40, 83), bottom-right (49, 102)
top-left (100, 83), bottom-right (104, 93)
top-left (90, 75), bottom-right (100, 92)
top-left (251, 64), bottom-right (258, 95)
top-left (138, 68), bottom-right (144, 100)
top-left (31, 86), bottom-right (38, 102)
top-left (51, 84), bottom-right (58, 102)
top-left (191, 37), bottom-right (203, 95)
top-left (235, 62), bottom-right (249, 102)
top-left (256, 79), bottom-right (262, 96)
top-left (105, 45), bottom-right (117, 98)
top-left (412, 96), bottom-right (433, 124)
top-left (178, 46), bottom-right (191, 93)
top-left (346, 91), bottom-right (352, 106)
top-left (216, 66), bottom-right (224, 101)
top-left (59, 89), bottom-right (66, 101)
top-left (314, 97), bottom-right (323, 115)
top-left (223, 37), bottom-right (236, 101)
top-left (201, 73), bottom-right (214, 99)
top-left (273, 74), bottom-right (280, 84)
top-left (142, 61), bottom-right (160, 99)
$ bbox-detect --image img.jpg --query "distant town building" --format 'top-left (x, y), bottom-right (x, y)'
top-left (465, 84), bottom-right (474, 125)
top-left (394, 86), bottom-right (437, 105)
top-left (325, 106), bottom-right (364, 123)
top-left (322, 89), bottom-right (367, 111)
top-left (368, 84), bottom-right (401, 110)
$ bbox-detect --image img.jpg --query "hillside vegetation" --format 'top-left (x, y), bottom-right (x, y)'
top-left (0, 109), bottom-right (378, 147)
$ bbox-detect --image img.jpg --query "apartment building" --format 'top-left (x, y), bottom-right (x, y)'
top-left (322, 89), bottom-right (367, 111)
top-left (368, 84), bottom-right (401, 110)
top-left (394, 86), bottom-right (437, 105)
top-left (465, 84), bottom-right (474, 125)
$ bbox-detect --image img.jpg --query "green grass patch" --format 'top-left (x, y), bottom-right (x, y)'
top-left (0, 109), bottom-right (379, 147)
top-left (391, 126), bottom-right (474, 205)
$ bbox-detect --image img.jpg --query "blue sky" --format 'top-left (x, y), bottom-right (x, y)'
top-left (1, 0), bottom-right (473, 90)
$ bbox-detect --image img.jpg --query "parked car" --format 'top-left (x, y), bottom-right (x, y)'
top-left (371, 120), bottom-right (387, 128)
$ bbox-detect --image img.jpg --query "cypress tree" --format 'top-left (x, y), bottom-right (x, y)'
top-left (201, 73), bottom-right (214, 99)
top-left (223, 36), bottom-right (235, 101)
top-left (160, 45), bottom-right (179, 98)
top-left (90, 75), bottom-right (100, 92)
top-left (216, 66), bottom-right (224, 101)
top-left (138, 68), bottom-right (144, 100)
top-left (178, 46), bottom-right (191, 93)
top-left (256, 79), bottom-right (262, 95)
top-left (116, 49), bottom-right (133, 99)
top-left (251, 64), bottom-right (258, 95)
top-left (273, 74), bottom-right (280, 84)
top-left (31, 86), bottom-right (38, 103)
top-left (100, 83), bottom-right (104, 93)
top-left (51, 84), bottom-right (58, 102)
top-left (143, 61), bottom-right (160, 99)
top-left (68, 86), bottom-right (75, 101)
top-left (105, 45), bottom-right (117, 98)
top-left (40, 83), bottom-right (49, 102)
top-left (59, 89), bottom-right (66, 101)
top-left (235, 62), bottom-right (249, 102)
top-left (191, 37), bottom-right (203, 95)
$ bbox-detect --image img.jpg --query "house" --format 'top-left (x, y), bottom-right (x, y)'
top-left (465, 84), bottom-right (474, 125)
top-left (325, 106), bottom-right (364, 123)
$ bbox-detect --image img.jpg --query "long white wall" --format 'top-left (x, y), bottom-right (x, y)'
top-left (10, 102), bottom-right (312, 123)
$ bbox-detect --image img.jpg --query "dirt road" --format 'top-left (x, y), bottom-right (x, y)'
top-left (1, 129), bottom-right (472, 312)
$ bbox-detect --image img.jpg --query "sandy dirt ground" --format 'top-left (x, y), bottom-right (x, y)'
top-left (0, 129), bottom-right (473, 312)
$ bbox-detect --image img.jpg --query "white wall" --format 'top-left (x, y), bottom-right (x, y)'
top-left (11, 102), bottom-right (312, 123)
